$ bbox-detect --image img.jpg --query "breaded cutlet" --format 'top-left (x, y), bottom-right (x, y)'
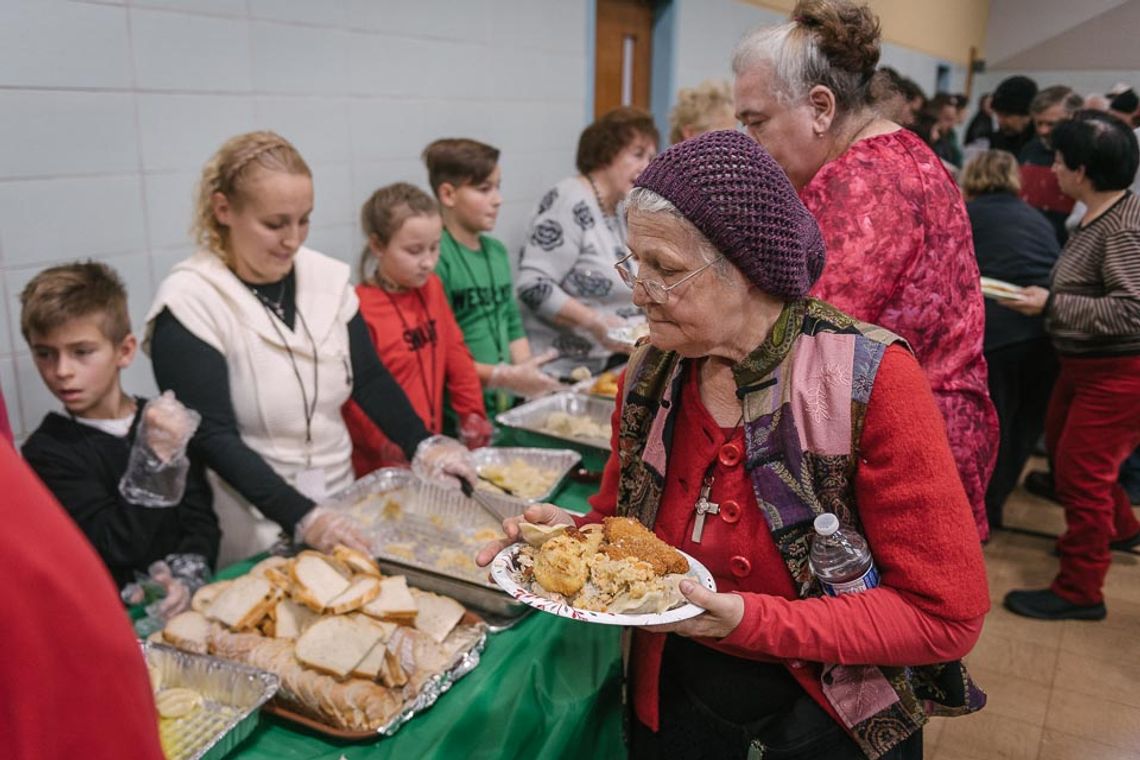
top-left (601, 517), bottom-right (688, 575)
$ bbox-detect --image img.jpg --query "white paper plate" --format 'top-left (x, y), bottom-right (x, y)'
top-left (980, 276), bottom-right (1026, 302)
top-left (605, 322), bottom-right (650, 350)
top-left (489, 543), bottom-right (716, 626)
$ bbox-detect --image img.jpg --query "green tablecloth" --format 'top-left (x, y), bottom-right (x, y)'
top-left (225, 474), bottom-right (624, 760)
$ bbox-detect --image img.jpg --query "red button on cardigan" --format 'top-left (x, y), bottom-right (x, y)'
top-left (729, 555), bottom-right (752, 577)
top-left (719, 440), bottom-right (743, 467)
top-left (720, 499), bottom-right (741, 523)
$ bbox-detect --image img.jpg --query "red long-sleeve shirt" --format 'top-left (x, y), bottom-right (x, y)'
top-left (580, 345), bottom-right (990, 730)
top-left (343, 275), bottom-right (487, 476)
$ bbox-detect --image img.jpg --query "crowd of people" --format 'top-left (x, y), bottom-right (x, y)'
top-left (4, 0), bottom-right (1140, 756)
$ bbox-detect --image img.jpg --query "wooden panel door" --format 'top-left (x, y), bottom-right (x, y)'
top-left (594, 0), bottom-right (653, 118)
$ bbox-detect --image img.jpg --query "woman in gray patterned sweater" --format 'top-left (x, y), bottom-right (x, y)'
top-left (1003, 110), bottom-right (1140, 621)
top-left (517, 108), bottom-right (658, 378)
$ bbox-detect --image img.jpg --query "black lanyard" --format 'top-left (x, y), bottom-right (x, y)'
top-left (453, 239), bottom-right (506, 361)
top-left (255, 294), bottom-right (319, 456)
top-left (381, 287), bottom-right (439, 431)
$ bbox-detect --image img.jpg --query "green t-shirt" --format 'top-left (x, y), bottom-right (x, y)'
top-left (436, 229), bottom-right (526, 415)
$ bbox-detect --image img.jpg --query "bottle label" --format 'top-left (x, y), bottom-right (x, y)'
top-left (821, 565), bottom-right (879, 596)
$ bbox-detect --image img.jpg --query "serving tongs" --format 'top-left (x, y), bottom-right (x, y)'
top-left (455, 475), bottom-right (507, 525)
top-left (476, 473), bottom-right (517, 497)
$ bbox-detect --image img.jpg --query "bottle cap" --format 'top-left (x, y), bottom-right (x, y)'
top-left (813, 513), bottom-right (839, 537)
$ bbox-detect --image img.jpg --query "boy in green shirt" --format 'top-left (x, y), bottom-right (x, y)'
top-left (423, 138), bottom-right (560, 415)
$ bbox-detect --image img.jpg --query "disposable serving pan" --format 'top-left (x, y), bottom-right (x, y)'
top-left (495, 392), bottom-right (614, 467)
top-left (328, 468), bottom-right (531, 623)
top-left (471, 446), bottom-right (581, 502)
top-left (143, 641), bottom-right (279, 760)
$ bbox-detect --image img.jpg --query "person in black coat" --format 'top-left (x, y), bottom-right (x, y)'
top-left (962, 150), bottom-right (1061, 529)
top-left (18, 262), bottom-right (218, 613)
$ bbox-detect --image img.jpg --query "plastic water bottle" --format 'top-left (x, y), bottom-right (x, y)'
top-left (809, 513), bottom-right (879, 596)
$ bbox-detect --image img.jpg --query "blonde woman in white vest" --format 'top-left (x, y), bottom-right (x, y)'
top-left (146, 131), bottom-right (473, 566)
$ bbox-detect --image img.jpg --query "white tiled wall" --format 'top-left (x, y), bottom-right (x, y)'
top-left (0, 0), bottom-right (589, 441)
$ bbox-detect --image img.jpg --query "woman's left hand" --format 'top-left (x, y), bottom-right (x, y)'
top-left (1001, 285), bottom-right (1049, 316)
top-left (639, 580), bottom-right (745, 639)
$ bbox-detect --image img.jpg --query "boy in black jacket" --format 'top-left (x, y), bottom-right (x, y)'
top-left (20, 261), bottom-right (218, 616)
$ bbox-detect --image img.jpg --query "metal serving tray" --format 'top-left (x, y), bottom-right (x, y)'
top-left (495, 391), bottom-right (615, 456)
top-left (143, 641), bottom-right (278, 760)
top-left (471, 446), bottom-right (581, 502)
top-left (329, 468), bottom-right (532, 623)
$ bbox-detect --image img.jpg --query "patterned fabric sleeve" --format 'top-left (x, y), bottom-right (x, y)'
top-left (516, 185), bottom-right (584, 321)
top-left (1050, 229), bottom-right (1140, 337)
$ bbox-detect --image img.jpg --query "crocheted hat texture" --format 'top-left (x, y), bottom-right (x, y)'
top-left (633, 129), bottom-right (825, 300)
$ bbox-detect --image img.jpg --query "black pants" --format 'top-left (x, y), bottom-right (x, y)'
top-left (985, 338), bottom-right (1058, 528)
top-left (629, 637), bottom-right (923, 760)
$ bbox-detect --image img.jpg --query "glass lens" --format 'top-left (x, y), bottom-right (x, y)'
top-left (643, 280), bottom-right (667, 303)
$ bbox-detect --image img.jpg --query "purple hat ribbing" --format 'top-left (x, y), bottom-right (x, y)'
top-left (633, 130), bottom-right (825, 300)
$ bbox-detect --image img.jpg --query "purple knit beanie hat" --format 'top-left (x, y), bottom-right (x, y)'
top-left (633, 130), bottom-right (825, 300)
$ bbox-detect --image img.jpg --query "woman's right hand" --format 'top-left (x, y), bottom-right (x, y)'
top-left (475, 503), bottom-right (576, 567)
top-left (487, 350), bottom-right (562, 397)
top-left (297, 506), bottom-right (371, 554)
top-left (588, 313), bottom-right (633, 354)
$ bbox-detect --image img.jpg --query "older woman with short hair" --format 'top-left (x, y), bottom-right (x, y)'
top-left (668, 79), bottom-right (737, 144)
top-left (481, 131), bottom-right (988, 760)
top-left (1003, 110), bottom-right (1140, 621)
top-left (516, 107), bottom-right (658, 378)
top-left (731, 0), bottom-right (998, 541)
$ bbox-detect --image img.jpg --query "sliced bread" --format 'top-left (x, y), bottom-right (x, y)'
top-left (349, 613), bottom-right (398, 643)
top-left (294, 616), bottom-right (383, 679)
top-left (413, 593), bottom-right (466, 644)
top-left (248, 555), bottom-right (289, 579)
top-left (205, 575), bottom-right (274, 631)
top-left (163, 610), bottom-right (211, 654)
top-left (190, 580), bottom-right (232, 613)
top-left (351, 640), bottom-right (387, 680)
top-left (332, 545), bottom-right (382, 578)
top-left (273, 598), bottom-right (320, 640)
top-left (291, 552), bottom-right (352, 612)
top-left (361, 576), bottom-right (418, 622)
top-left (326, 576), bottom-right (381, 615)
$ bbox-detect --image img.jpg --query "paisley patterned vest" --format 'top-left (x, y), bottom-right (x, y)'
top-left (616, 299), bottom-right (986, 759)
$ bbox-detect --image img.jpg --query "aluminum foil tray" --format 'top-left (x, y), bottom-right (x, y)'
top-left (471, 446), bottom-right (581, 502)
top-left (329, 468), bottom-right (531, 620)
top-left (495, 391), bottom-right (614, 453)
top-left (143, 641), bottom-right (278, 760)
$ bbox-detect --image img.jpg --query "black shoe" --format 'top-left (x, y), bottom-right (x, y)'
top-left (1023, 470), bottom-right (1058, 502)
top-left (1110, 531), bottom-right (1140, 553)
top-left (1003, 589), bottom-right (1106, 621)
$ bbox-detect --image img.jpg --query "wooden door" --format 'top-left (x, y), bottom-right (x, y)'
top-left (594, 0), bottom-right (653, 118)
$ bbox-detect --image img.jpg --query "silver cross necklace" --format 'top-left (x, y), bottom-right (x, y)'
top-left (691, 413), bottom-right (744, 543)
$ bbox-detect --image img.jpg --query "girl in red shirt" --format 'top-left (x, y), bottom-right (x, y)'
top-left (343, 183), bottom-right (491, 476)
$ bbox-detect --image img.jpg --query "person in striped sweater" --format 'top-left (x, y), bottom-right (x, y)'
top-left (1002, 110), bottom-right (1140, 621)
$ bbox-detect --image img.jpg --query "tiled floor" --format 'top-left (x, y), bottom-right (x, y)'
top-left (924, 458), bottom-right (1140, 760)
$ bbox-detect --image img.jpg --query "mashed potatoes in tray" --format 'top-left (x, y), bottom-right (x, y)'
top-left (540, 411), bottom-right (609, 443)
top-left (513, 517), bottom-right (689, 614)
top-left (477, 458), bottom-right (558, 499)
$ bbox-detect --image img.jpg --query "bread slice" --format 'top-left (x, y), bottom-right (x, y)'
top-left (351, 640), bottom-right (387, 680)
top-left (163, 610), bottom-right (211, 654)
top-left (332, 545), bottom-right (381, 578)
top-left (205, 575), bottom-right (274, 631)
top-left (361, 576), bottom-right (418, 622)
top-left (380, 647), bottom-right (408, 688)
top-left (274, 598), bottom-right (320, 640)
top-left (294, 616), bottom-right (383, 679)
top-left (326, 576), bottom-right (381, 615)
top-left (248, 555), bottom-right (289, 579)
top-left (413, 593), bottom-right (466, 644)
top-left (291, 552), bottom-right (351, 612)
top-left (349, 613), bottom-right (398, 643)
top-left (191, 580), bottom-right (232, 613)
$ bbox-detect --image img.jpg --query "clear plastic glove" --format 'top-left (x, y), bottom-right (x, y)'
top-left (296, 506), bottom-right (371, 554)
top-left (412, 434), bottom-right (478, 488)
top-left (458, 413), bottom-right (494, 450)
top-left (119, 391), bottom-right (201, 507)
top-left (587, 314), bottom-right (634, 355)
top-left (145, 558), bottom-right (200, 621)
top-left (487, 349), bottom-right (562, 398)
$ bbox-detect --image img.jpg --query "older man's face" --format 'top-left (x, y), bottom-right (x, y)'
top-left (1034, 103), bottom-right (1068, 147)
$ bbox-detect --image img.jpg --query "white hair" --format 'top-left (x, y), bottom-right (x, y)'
top-left (625, 188), bottom-right (732, 277)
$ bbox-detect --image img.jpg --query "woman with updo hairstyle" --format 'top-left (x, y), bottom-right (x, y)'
top-left (733, 0), bottom-right (998, 541)
top-left (668, 79), bottom-right (737, 144)
top-left (146, 132), bottom-right (474, 565)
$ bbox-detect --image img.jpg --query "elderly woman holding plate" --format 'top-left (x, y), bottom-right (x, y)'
top-left (479, 131), bottom-right (988, 760)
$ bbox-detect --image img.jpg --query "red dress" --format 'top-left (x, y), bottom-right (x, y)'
top-left (801, 129), bottom-right (998, 540)
top-left (343, 275), bottom-right (488, 476)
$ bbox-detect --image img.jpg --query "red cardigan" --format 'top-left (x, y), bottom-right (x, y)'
top-left (343, 276), bottom-right (487, 475)
top-left (0, 441), bottom-right (164, 759)
top-left (580, 345), bottom-right (990, 731)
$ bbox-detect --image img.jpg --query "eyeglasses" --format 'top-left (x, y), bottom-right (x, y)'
top-left (614, 252), bottom-right (724, 304)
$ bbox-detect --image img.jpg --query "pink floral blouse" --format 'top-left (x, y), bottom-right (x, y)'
top-left (801, 129), bottom-right (998, 541)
